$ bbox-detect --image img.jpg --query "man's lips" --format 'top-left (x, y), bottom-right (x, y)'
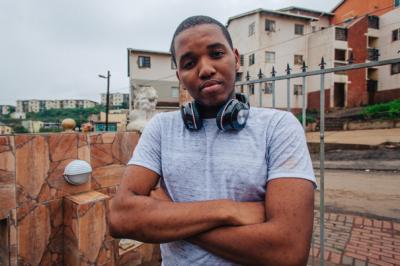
top-left (199, 80), bottom-right (223, 92)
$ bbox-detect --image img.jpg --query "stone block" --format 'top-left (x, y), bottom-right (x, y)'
top-left (90, 132), bottom-right (139, 190)
top-left (64, 191), bottom-right (114, 265)
top-left (15, 134), bottom-right (92, 205)
top-left (16, 199), bottom-right (63, 265)
top-left (0, 136), bottom-right (16, 220)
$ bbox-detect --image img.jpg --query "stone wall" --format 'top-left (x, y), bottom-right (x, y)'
top-left (0, 132), bottom-right (161, 266)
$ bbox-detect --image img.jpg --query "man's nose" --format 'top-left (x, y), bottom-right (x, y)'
top-left (198, 58), bottom-right (216, 79)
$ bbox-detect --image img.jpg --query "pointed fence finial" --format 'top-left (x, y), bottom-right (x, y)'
top-left (271, 66), bottom-right (276, 77)
top-left (348, 52), bottom-right (354, 64)
top-left (301, 61), bottom-right (307, 72)
top-left (286, 63), bottom-right (291, 75)
top-left (246, 71), bottom-right (250, 81)
top-left (258, 68), bottom-right (263, 79)
top-left (319, 57), bottom-right (326, 70)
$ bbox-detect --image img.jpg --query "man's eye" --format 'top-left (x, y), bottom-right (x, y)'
top-left (183, 61), bottom-right (195, 69)
top-left (211, 51), bottom-right (224, 58)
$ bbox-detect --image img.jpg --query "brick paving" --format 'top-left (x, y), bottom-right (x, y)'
top-left (309, 211), bottom-right (400, 266)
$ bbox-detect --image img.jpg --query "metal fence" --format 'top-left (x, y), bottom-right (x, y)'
top-left (235, 56), bottom-right (400, 266)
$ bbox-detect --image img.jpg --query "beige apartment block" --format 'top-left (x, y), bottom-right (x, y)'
top-left (16, 99), bottom-right (98, 113)
top-left (101, 93), bottom-right (129, 107)
top-left (127, 49), bottom-right (179, 110)
top-left (227, 8), bottom-right (348, 111)
top-left (21, 120), bottom-right (44, 133)
top-left (376, 8), bottom-right (400, 100)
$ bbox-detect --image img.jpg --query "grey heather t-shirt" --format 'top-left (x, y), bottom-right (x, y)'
top-left (128, 107), bottom-right (316, 266)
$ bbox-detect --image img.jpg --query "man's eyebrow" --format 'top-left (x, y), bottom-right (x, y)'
top-left (207, 43), bottom-right (226, 49)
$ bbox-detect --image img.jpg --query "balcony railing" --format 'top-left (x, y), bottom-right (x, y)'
top-left (368, 48), bottom-right (380, 61)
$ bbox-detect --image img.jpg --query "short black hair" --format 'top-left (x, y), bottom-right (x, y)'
top-left (170, 15), bottom-right (233, 66)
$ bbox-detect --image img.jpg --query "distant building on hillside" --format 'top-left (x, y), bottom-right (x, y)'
top-left (100, 92), bottom-right (129, 108)
top-left (16, 99), bottom-right (98, 113)
top-left (0, 105), bottom-right (14, 115)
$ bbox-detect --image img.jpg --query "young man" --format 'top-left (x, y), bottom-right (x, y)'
top-left (110, 16), bottom-right (316, 265)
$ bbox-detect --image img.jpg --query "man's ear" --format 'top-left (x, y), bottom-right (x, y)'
top-left (233, 48), bottom-right (240, 72)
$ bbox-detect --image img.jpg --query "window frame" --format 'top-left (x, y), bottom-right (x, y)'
top-left (294, 24), bottom-right (304, 35)
top-left (249, 54), bottom-right (255, 66)
top-left (171, 87), bottom-right (179, 98)
top-left (391, 63), bottom-right (400, 75)
top-left (138, 56), bottom-right (151, 68)
top-left (392, 28), bottom-right (400, 42)
top-left (294, 54), bottom-right (304, 65)
top-left (265, 51), bottom-right (275, 64)
top-left (265, 19), bottom-right (276, 32)
top-left (294, 84), bottom-right (303, 95)
top-left (248, 22), bottom-right (255, 37)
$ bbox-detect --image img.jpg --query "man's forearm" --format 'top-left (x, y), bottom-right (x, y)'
top-left (109, 192), bottom-right (264, 243)
top-left (189, 221), bottom-right (310, 266)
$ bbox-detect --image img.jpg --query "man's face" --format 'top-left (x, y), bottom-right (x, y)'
top-left (174, 24), bottom-right (240, 107)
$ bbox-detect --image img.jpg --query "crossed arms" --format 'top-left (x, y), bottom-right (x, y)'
top-left (109, 165), bottom-right (314, 266)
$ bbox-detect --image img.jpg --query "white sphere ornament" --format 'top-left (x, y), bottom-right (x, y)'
top-left (64, 160), bottom-right (92, 185)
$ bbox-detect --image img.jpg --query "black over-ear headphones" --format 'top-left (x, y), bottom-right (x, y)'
top-left (181, 93), bottom-right (250, 131)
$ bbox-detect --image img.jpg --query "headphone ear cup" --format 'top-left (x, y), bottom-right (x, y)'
top-left (180, 102), bottom-right (202, 131)
top-left (216, 99), bottom-right (235, 131)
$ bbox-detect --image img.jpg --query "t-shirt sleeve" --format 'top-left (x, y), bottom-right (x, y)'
top-left (267, 112), bottom-right (316, 187)
top-left (127, 114), bottom-right (162, 176)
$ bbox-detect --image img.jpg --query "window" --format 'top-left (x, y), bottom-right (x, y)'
top-left (249, 84), bottom-right (255, 95)
top-left (391, 63), bottom-right (400, 75)
top-left (265, 19), bottom-right (276, 32)
top-left (392, 28), bottom-right (400, 42)
top-left (294, 55), bottom-right (303, 65)
top-left (171, 59), bottom-right (176, 69)
top-left (335, 28), bottom-right (348, 41)
top-left (249, 54), bottom-right (255, 66)
top-left (171, 87), bottom-right (179, 98)
top-left (264, 82), bottom-right (273, 94)
top-left (294, 84), bottom-right (303, 95)
top-left (248, 22), bottom-right (255, 36)
top-left (395, 0), bottom-right (400, 7)
top-left (265, 51), bottom-right (275, 63)
top-left (335, 49), bottom-right (347, 61)
top-left (312, 26), bottom-right (316, 32)
top-left (368, 16), bottom-right (379, 29)
top-left (138, 56), bottom-right (151, 68)
top-left (235, 72), bottom-right (243, 82)
top-left (240, 55), bottom-right (244, 66)
top-left (294, 24), bottom-right (304, 35)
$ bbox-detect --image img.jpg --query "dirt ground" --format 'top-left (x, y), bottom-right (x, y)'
top-left (314, 169), bottom-right (400, 220)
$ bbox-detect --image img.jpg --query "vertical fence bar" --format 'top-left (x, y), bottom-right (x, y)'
top-left (302, 62), bottom-right (307, 130)
top-left (271, 67), bottom-right (276, 109)
top-left (286, 64), bottom-right (291, 112)
top-left (258, 68), bottom-right (263, 107)
top-left (319, 57), bottom-right (326, 266)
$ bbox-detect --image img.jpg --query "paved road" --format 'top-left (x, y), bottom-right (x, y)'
top-left (314, 169), bottom-right (400, 220)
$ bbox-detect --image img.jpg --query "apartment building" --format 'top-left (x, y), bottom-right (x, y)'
top-left (227, 8), bottom-right (337, 111)
top-left (127, 49), bottom-right (179, 110)
top-left (228, 1), bottom-right (399, 111)
top-left (100, 93), bottom-right (129, 108)
top-left (16, 99), bottom-right (98, 113)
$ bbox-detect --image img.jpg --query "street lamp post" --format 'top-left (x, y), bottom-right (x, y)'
top-left (98, 70), bottom-right (111, 131)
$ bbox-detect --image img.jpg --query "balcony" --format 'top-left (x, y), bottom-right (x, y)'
top-left (367, 80), bottom-right (378, 92)
top-left (367, 48), bottom-right (379, 61)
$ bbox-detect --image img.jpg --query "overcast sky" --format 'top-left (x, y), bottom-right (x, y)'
top-left (0, 0), bottom-right (340, 106)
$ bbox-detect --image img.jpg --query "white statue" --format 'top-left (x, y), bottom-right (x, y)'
top-left (127, 86), bottom-right (158, 132)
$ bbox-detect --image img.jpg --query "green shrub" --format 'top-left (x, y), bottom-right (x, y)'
top-left (361, 99), bottom-right (400, 119)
